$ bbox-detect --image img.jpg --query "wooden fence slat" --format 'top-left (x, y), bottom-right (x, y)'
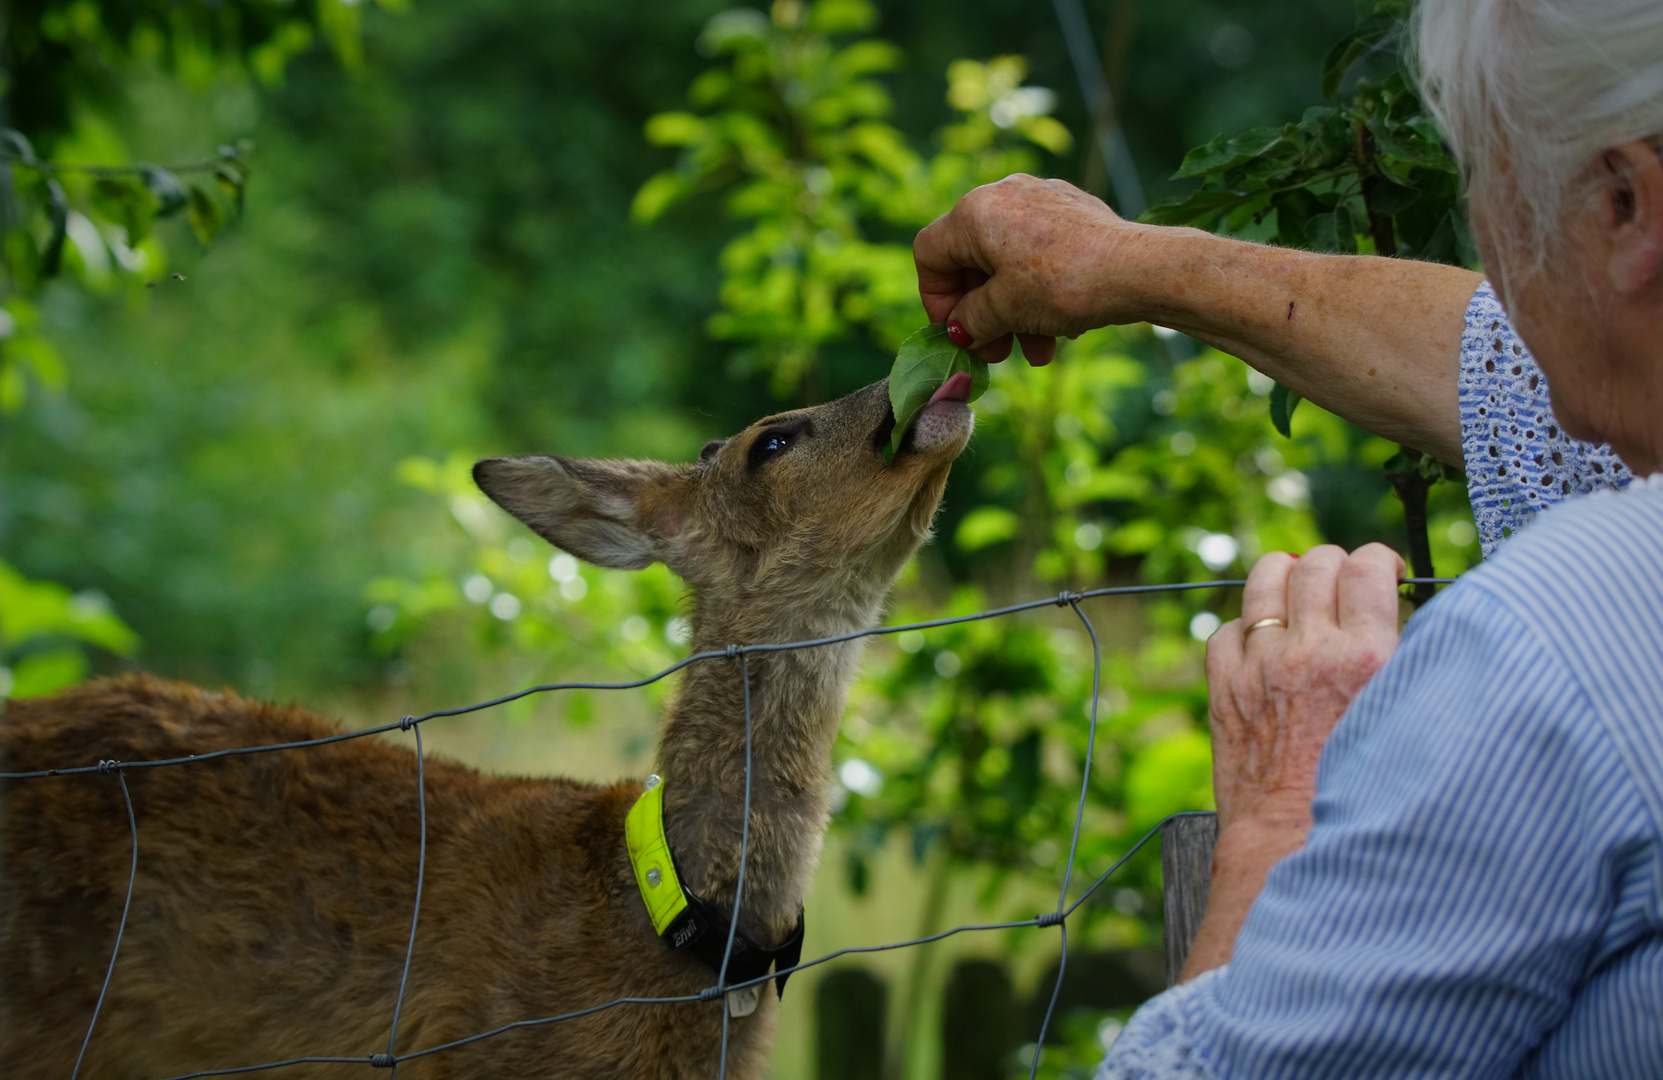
top-left (816, 968), bottom-right (887, 1080)
top-left (1161, 813), bottom-right (1219, 987)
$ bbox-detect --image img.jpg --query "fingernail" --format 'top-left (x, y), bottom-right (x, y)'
top-left (946, 321), bottom-right (972, 348)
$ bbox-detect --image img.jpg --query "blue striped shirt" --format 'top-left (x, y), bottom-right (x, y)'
top-left (1102, 433), bottom-right (1663, 1068)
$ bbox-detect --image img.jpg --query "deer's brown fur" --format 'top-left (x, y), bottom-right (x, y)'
top-left (0, 378), bottom-right (972, 1078)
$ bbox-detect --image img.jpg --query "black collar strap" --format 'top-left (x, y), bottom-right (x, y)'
top-left (665, 889), bottom-right (804, 999)
top-left (625, 775), bottom-right (805, 998)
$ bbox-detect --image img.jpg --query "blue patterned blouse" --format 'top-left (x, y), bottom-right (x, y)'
top-left (1458, 282), bottom-right (1632, 553)
top-left (1096, 283), bottom-right (1657, 1079)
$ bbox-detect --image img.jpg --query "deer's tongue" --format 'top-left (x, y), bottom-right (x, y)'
top-left (927, 371), bottom-right (974, 406)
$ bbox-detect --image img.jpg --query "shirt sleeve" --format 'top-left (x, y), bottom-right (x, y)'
top-left (1099, 582), bottom-right (1652, 1080)
top-left (1095, 969), bottom-right (1223, 1080)
top-left (1458, 281), bottom-right (1631, 556)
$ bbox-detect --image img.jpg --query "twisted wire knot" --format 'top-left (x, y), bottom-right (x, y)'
top-left (96, 759), bottom-right (122, 774)
top-left (1054, 590), bottom-right (1080, 607)
top-left (398, 716), bottom-right (416, 731)
top-left (368, 1053), bottom-right (397, 1068)
top-left (1035, 911), bottom-right (1065, 928)
top-left (724, 644), bottom-right (744, 660)
top-left (699, 985), bottom-right (725, 1002)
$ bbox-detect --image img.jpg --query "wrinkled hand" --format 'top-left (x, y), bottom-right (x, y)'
top-left (1207, 543), bottom-right (1405, 840)
top-left (912, 174), bottom-right (1151, 366)
top-left (1180, 544), bottom-right (1405, 980)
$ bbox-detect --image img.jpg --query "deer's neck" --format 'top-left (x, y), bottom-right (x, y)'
top-left (654, 594), bottom-right (876, 945)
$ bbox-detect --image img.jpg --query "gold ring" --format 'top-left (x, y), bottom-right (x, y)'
top-left (1243, 616), bottom-right (1288, 639)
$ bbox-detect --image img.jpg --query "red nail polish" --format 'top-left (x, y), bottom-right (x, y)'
top-left (946, 321), bottom-right (972, 348)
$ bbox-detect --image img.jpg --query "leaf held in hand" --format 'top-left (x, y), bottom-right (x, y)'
top-left (884, 324), bottom-right (988, 462)
top-left (1269, 382), bottom-right (1302, 438)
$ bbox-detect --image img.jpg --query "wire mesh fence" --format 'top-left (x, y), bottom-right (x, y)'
top-left (1, 576), bottom-right (1451, 1080)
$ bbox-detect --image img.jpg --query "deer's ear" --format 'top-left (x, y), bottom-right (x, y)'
top-left (472, 456), bottom-right (692, 570)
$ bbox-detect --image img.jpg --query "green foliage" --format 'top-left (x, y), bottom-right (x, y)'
top-left (0, 557), bottom-right (137, 698)
top-left (836, 339), bottom-right (1359, 912)
top-left (3, 0), bottom-right (370, 308)
top-left (0, 0), bottom-right (374, 694)
top-left (1142, 1), bottom-right (1472, 267)
top-left (364, 454), bottom-right (689, 724)
top-left (1139, 0), bottom-right (1474, 585)
top-left (1022, 1008), bottom-right (1136, 1080)
top-left (635, 1), bottom-right (1068, 398)
top-left (7, 0), bottom-right (382, 145)
top-left (2, 128), bottom-right (253, 305)
top-left (1268, 382), bottom-right (1301, 438)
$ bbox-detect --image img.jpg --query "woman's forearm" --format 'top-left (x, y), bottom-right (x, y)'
top-left (1178, 820), bottom-right (1308, 981)
top-left (915, 177), bottom-right (1483, 466)
top-left (1123, 226), bottom-right (1481, 466)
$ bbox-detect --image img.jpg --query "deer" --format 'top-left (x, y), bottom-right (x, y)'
top-left (0, 373), bottom-right (977, 1079)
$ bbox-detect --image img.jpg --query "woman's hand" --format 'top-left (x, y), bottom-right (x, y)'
top-left (912, 175), bottom-right (1477, 464)
top-left (912, 174), bottom-right (1153, 365)
top-left (1181, 543), bottom-right (1405, 980)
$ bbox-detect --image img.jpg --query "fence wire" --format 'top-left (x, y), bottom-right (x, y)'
top-left (3, 576), bottom-right (1452, 1079)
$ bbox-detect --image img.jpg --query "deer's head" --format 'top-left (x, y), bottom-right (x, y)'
top-left (473, 378), bottom-right (972, 629)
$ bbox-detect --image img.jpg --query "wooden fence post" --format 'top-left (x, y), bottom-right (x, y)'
top-left (816, 967), bottom-right (887, 1080)
top-left (940, 959), bottom-right (1015, 1080)
top-left (1161, 813), bottom-right (1219, 987)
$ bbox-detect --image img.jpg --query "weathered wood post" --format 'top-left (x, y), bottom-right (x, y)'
top-left (1161, 812), bottom-right (1219, 987)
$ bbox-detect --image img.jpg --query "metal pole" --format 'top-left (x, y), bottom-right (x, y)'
top-left (1050, 0), bottom-right (1147, 217)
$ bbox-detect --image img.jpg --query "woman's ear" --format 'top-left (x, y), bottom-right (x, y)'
top-left (1599, 139), bottom-right (1663, 295)
top-left (472, 455), bottom-right (693, 570)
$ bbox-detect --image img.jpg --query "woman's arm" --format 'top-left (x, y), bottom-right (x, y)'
top-left (1102, 569), bottom-right (1659, 1078)
top-left (913, 175), bottom-right (1482, 466)
top-left (1182, 543), bottom-right (1405, 979)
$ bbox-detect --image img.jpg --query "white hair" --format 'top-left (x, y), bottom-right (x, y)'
top-left (1413, 0), bottom-right (1663, 274)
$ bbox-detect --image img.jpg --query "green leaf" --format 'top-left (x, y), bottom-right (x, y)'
top-left (1125, 729), bottom-right (1214, 831)
top-left (884, 323), bottom-right (988, 462)
top-left (186, 183), bottom-right (223, 244)
top-left (631, 171), bottom-right (691, 223)
top-left (1171, 126), bottom-right (1289, 180)
top-left (1, 128), bottom-right (37, 165)
top-left (142, 166), bottom-right (190, 217)
top-left (0, 559), bottom-right (139, 655)
top-left (41, 179), bottom-right (68, 277)
top-left (1269, 382), bottom-right (1302, 438)
top-left (643, 111), bottom-right (707, 147)
top-left (955, 506), bottom-right (1020, 552)
top-left (1303, 203), bottom-right (1358, 253)
top-left (1272, 188), bottom-right (1324, 247)
top-left (1138, 189), bottom-right (1252, 229)
top-left (214, 164), bottom-right (246, 216)
top-left (90, 178), bottom-right (157, 243)
top-left (1319, 15), bottom-right (1395, 102)
top-left (808, 0), bottom-right (878, 34)
top-left (1365, 175), bottom-right (1419, 216)
top-left (7, 648), bottom-right (88, 698)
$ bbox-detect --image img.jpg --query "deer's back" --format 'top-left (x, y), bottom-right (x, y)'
top-left (1, 675), bottom-right (764, 1079)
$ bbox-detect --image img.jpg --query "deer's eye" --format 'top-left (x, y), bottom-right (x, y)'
top-left (748, 428), bottom-right (797, 469)
top-left (748, 421), bottom-right (811, 465)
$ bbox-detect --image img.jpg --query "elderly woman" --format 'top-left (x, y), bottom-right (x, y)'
top-left (915, 0), bottom-right (1661, 1075)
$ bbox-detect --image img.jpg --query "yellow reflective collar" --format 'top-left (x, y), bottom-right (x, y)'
top-left (625, 775), bottom-right (689, 936)
top-left (624, 775), bottom-right (808, 999)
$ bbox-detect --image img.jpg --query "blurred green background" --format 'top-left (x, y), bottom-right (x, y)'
top-left (2, 0), bottom-right (1481, 1076)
